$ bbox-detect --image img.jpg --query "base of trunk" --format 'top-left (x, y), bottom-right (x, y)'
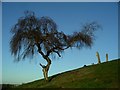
top-left (40, 63), bottom-right (50, 81)
top-left (42, 68), bottom-right (48, 81)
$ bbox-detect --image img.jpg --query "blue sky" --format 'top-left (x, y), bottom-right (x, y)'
top-left (2, 2), bottom-right (118, 84)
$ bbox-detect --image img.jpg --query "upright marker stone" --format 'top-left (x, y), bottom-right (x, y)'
top-left (106, 53), bottom-right (108, 62)
top-left (96, 51), bottom-right (101, 64)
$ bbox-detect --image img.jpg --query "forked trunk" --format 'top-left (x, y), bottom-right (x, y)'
top-left (37, 43), bottom-right (51, 81)
top-left (40, 56), bottom-right (51, 81)
top-left (42, 64), bottom-right (50, 81)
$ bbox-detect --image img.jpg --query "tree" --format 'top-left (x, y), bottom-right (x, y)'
top-left (10, 11), bottom-right (101, 81)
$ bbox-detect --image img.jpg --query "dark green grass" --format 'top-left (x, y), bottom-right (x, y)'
top-left (16, 59), bottom-right (119, 88)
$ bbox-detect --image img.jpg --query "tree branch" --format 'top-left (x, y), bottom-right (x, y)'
top-left (36, 43), bottom-right (46, 58)
top-left (46, 46), bottom-right (69, 57)
top-left (53, 50), bottom-right (61, 57)
top-left (39, 63), bottom-right (46, 68)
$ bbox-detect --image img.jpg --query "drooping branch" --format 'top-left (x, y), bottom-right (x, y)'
top-left (46, 45), bottom-right (69, 57)
top-left (52, 50), bottom-right (61, 57)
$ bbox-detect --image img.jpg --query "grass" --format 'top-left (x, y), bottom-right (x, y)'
top-left (6, 59), bottom-right (120, 88)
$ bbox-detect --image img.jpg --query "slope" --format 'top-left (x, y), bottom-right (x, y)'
top-left (17, 59), bottom-right (119, 88)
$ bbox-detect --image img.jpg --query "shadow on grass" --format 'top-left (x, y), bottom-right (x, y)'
top-left (49, 74), bottom-right (59, 82)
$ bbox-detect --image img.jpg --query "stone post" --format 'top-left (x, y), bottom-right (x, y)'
top-left (96, 51), bottom-right (101, 64)
top-left (106, 53), bottom-right (108, 62)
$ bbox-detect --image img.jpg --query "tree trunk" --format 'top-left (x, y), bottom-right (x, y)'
top-left (36, 43), bottom-right (51, 81)
top-left (40, 56), bottom-right (51, 81)
top-left (42, 64), bottom-right (50, 81)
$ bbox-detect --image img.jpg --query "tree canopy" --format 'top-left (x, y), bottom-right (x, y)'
top-left (10, 11), bottom-right (100, 61)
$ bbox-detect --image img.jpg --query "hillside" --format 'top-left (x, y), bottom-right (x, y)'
top-left (15, 59), bottom-right (120, 88)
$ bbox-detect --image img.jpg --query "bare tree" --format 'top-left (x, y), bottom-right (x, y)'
top-left (10, 11), bottom-right (101, 81)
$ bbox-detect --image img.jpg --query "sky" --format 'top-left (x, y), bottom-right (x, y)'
top-left (2, 2), bottom-right (119, 84)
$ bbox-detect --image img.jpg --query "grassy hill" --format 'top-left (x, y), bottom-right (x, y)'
top-left (15, 59), bottom-right (119, 88)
